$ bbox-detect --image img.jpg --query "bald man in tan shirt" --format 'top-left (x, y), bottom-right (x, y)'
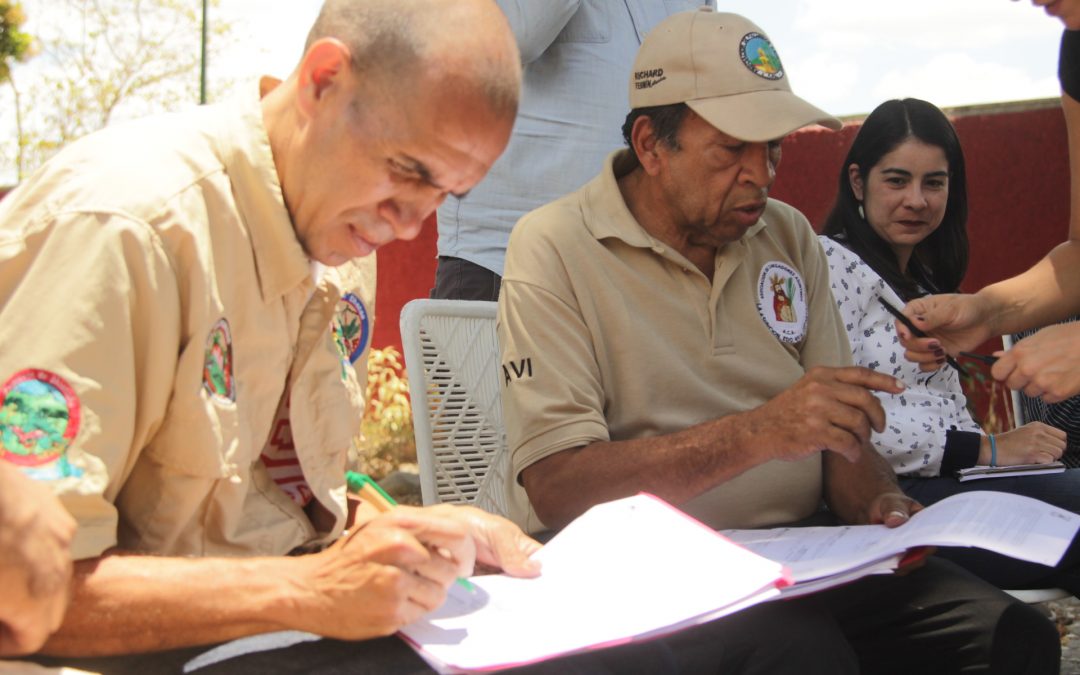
top-left (0, 0), bottom-right (541, 664)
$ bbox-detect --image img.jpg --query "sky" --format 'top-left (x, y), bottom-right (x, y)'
top-left (0, 0), bottom-right (1069, 184)
top-left (210, 0), bottom-right (1069, 117)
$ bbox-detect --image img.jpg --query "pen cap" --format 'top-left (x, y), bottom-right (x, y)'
top-left (345, 471), bottom-right (397, 505)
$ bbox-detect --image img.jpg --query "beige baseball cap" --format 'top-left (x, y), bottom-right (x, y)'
top-left (629, 7), bottom-right (841, 142)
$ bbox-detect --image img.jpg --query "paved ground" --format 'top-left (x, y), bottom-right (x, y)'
top-left (1052, 598), bottom-right (1080, 673)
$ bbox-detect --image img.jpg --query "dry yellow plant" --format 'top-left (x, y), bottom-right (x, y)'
top-left (350, 346), bottom-right (416, 480)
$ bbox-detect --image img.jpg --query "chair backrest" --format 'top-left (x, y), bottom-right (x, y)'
top-left (1001, 333), bottom-right (1026, 427)
top-left (1007, 317), bottom-right (1080, 456)
top-left (399, 299), bottom-right (513, 517)
top-left (995, 335), bottom-right (1069, 603)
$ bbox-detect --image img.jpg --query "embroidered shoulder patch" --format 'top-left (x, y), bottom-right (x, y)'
top-left (0, 369), bottom-right (83, 477)
top-left (756, 261), bottom-right (807, 343)
top-left (203, 318), bottom-right (236, 402)
top-left (739, 32), bottom-right (784, 81)
top-left (333, 293), bottom-right (370, 365)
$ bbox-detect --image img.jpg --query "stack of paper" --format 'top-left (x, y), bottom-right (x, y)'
top-left (957, 461), bottom-right (1066, 482)
top-left (401, 491), bottom-right (1080, 672)
top-left (399, 494), bottom-right (789, 672)
top-left (723, 490), bottom-right (1080, 597)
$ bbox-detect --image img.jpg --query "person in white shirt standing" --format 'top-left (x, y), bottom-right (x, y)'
top-left (433, 0), bottom-right (710, 301)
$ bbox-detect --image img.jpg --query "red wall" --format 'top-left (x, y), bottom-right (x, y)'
top-left (371, 213), bottom-right (438, 353)
top-left (771, 101), bottom-right (1069, 295)
top-left (374, 101), bottom-right (1069, 354)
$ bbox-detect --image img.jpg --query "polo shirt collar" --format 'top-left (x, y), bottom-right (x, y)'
top-left (581, 150), bottom-right (654, 247)
top-left (581, 149), bottom-right (767, 250)
top-left (213, 78), bottom-right (311, 303)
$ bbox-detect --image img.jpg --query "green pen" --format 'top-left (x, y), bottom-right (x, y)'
top-left (345, 471), bottom-right (476, 592)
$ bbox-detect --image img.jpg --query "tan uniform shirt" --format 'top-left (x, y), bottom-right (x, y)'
top-left (498, 150), bottom-right (852, 532)
top-left (0, 80), bottom-right (375, 560)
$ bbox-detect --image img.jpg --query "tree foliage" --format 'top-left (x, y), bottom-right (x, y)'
top-left (0, 1), bottom-right (33, 83)
top-left (4, 0), bottom-right (233, 180)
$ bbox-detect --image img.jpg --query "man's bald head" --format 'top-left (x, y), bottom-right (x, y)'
top-left (304, 0), bottom-right (520, 119)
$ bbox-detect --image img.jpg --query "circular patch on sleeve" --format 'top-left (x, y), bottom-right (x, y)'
top-left (756, 261), bottom-right (807, 343)
top-left (333, 293), bottom-right (370, 365)
top-left (203, 318), bottom-right (236, 402)
top-left (739, 32), bottom-right (785, 80)
top-left (0, 369), bottom-right (81, 468)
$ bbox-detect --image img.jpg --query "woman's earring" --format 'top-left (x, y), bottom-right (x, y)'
top-left (858, 203), bottom-right (865, 220)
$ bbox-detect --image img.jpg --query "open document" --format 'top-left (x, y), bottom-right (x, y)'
top-left (399, 493), bottom-right (789, 673)
top-left (723, 490), bottom-right (1080, 597)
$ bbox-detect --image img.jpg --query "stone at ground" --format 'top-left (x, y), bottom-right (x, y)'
top-left (1053, 597), bottom-right (1080, 674)
top-left (378, 469), bottom-right (422, 505)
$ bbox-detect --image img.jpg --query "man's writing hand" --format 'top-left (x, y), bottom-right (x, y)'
top-left (295, 511), bottom-right (473, 639)
top-left (413, 504), bottom-right (542, 578)
top-left (293, 506), bottom-right (540, 640)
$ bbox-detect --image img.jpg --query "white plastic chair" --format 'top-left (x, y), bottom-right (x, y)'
top-left (1001, 333), bottom-right (1026, 426)
top-left (995, 335), bottom-right (1069, 604)
top-left (399, 299), bottom-right (514, 517)
top-left (1005, 588), bottom-right (1069, 603)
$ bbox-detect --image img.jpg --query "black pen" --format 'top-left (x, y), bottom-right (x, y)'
top-left (959, 351), bottom-right (1000, 365)
top-left (877, 297), bottom-right (967, 376)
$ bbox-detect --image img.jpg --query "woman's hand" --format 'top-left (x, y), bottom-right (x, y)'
top-left (982, 422), bottom-right (1067, 466)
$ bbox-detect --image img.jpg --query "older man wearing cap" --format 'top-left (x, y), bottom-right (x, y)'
top-left (498, 8), bottom-right (1060, 673)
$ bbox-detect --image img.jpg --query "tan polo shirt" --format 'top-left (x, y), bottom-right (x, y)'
top-left (498, 150), bottom-right (852, 532)
top-left (0, 80), bottom-right (375, 560)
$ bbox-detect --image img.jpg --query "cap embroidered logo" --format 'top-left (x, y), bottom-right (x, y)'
top-left (739, 33), bottom-right (784, 81)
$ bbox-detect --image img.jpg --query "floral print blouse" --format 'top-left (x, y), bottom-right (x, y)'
top-left (819, 236), bottom-right (983, 477)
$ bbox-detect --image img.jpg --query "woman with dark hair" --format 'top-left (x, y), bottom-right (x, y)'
top-left (903, 1), bottom-right (1080, 402)
top-left (821, 98), bottom-right (1080, 594)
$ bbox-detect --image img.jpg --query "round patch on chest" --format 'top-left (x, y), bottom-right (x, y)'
top-left (333, 293), bottom-right (370, 365)
top-left (756, 261), bottom-right (807, 343)
top-left (203, 318), bottom-right (236, 402)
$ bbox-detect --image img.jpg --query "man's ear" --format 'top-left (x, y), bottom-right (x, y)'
top-left (632, 115), bottom-right (665, 176)
top-left (296, 38), bottom-right (352, 118)
top-left (847, 163), bottom-right (864, 201)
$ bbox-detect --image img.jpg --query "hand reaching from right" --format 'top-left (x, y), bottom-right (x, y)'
top-left (898, 294), bottom-right (995, 372)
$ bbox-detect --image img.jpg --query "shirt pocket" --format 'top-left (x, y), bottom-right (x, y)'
top-left (290, 355), bottom-right (364, 468)
top-left (554, 1), bottom-right (611, 44)
top-left (143, 390), bottom-right (242, 479)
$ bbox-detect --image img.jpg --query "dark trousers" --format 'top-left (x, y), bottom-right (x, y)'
top-left (431, 256), bottom-right (501, 302)
top-left (26, 558), bottom-right (1059, 675)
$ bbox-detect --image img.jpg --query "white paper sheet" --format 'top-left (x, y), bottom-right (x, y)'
top-left (399, 494), bottom-right (787, 672)
top-left (723, 491), bottom-right (1080, 582)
